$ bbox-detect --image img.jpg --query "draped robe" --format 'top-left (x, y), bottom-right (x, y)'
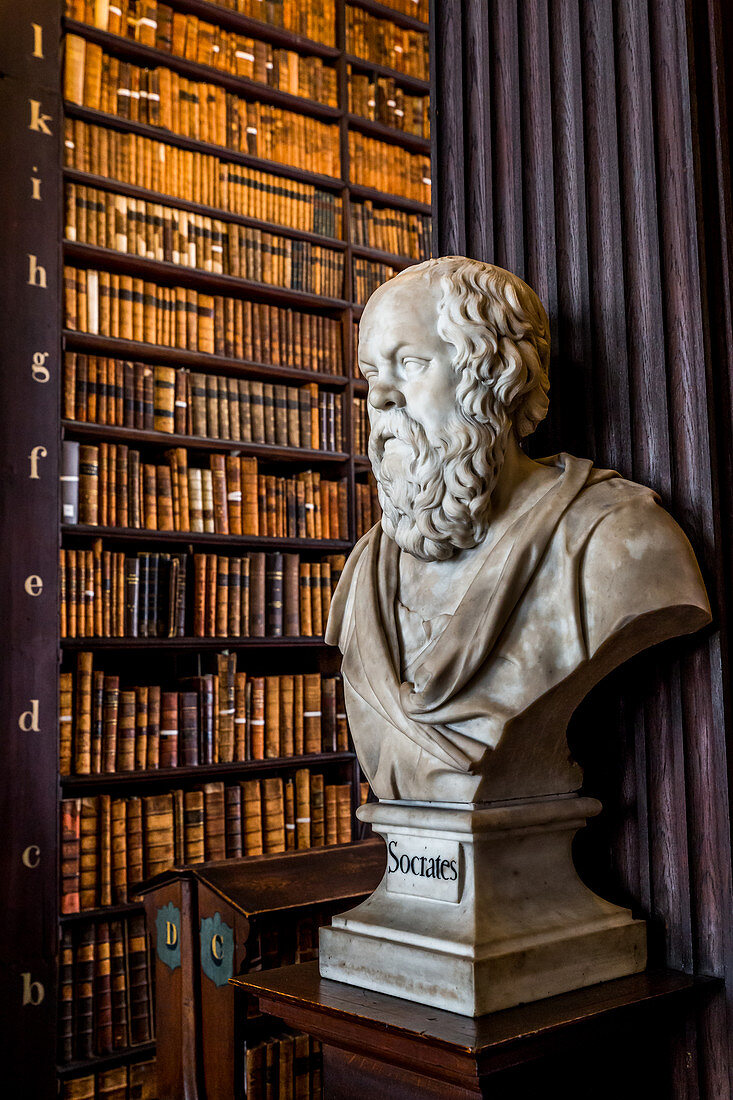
top-left (326, 454), bottom-right (710, 803)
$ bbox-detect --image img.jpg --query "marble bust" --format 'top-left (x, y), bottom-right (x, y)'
top-left (320, 256), bottom-right (710, 1015)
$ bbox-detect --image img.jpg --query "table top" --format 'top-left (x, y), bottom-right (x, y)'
top-left (231, 962), bottom-right (715, 1058)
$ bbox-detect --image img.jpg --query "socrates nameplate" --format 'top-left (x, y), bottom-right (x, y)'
top-left (385, 835), bottom-right (462, 903)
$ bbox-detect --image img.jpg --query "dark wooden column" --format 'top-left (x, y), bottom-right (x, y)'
top-left (429, 1), bottom-right (733, 1096)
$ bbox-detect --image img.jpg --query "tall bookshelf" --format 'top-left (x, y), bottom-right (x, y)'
top-left (0, 1), bottom-right (431, 1097)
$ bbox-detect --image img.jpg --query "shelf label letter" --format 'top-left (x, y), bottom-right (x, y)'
top-left (24, 575), bottom-right (43, 596)
top-left (29, 445), bottom-right (47, 479)
top-left (31, 23), bottom-right (43, 58)
top-left (31, 352), bottom-right (50, 382)
top-left (22, 846), bottom-right (40, 868)
top-left (27, 255), bottom-right (47, 288)
top-left (18, 700), bottom-right (39, 732)
top-left (21, 973), bottom-right (44, 1005)
top-left (28, 100), bottom-right (52, 136)
top-left (31, 172), bottom-right (42, 201)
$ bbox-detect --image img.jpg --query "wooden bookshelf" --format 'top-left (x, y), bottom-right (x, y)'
top-left (0, 1), bottom-right (431, 1096)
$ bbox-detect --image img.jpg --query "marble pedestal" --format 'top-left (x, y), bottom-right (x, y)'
top-left (319, 798), bottom-right (646, 1017)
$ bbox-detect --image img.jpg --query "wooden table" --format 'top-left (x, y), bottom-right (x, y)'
top-left (231, 963), bottom-right (718, 1098)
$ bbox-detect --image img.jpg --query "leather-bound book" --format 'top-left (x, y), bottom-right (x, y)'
top-left (322, 676), bottom-right (337, 752)
top-left (295, 769), bottom-right (311, 849)
top-left (203, 782), bottom-right (226, 861)
top-left (179, 690), bottom-right (199, 766)
top-left (111, 798), bottom-right (127, 904)
top-left (225, 785), bottom-right (243, 858)
top-left (274, 383), bottom-right (289, 446)
top-left (228, 556), bottom-right (242, 636)
top-left (264, 676), bottom-right (280, 759)
top-left (279, 675), bottom-right (295, 757)
top-left (159, 692), bottom-right (179, 768)
top-left (101, 675), bottom-right (119, 774)
top-left (183, 788), bottom-right (205, 864)
top-left (241, 456), bottom-right (259, 535)
top-left (205, 371), bottom-right (219, 438)
top-left (226, 453), bottom-right (242, 535)
top-left (75, 651), bottom-right (93, 776)
top-left (215, 554), bottom-right (229, 637)
top-left (193, 553), bottom-right (207, 636)
top-left (116, 445), bottom-right (129, 528)
top-left (57, 928), bottom-right (74, 1063)
top-left (234, 671), bottom-right (247, 760)
top-left (324, 783), bottom-right (338, 846)
top-left (146, 684), bottom-right (161, 769)
top-left (249, 552), bottom-right (266, 637)
top-left (285, 781), bottom-right (297, 852)
top-left (99, 793), bottom-right (112, 906)
top-left (61, 440), bottom-right (80, 525)
top-left (128, 448), bottom-right (141, 528)
top-left (61, 797), bottom-right (81, 915)
top-left (79, 443), bottom-right (99, 525)
top-left (310, 774), bottom-right (325, 848)
top-left (134, 685), bottom-right (148, 771)
top-left (210, 452), bottom-right (229, 534)
top-left (127, 913), bottom-right (153, 1044)
top-left (310, 562), bottom-right (323, 636)
top-left (97, 1068), bottom-right (127, 1100)
top-left (250, 380), bottom-right (265, 443)
top-left (303, 675), bottom-right (322, 755)
top-left (249, 676), bottom-right (265, 759)
top-left (266, 551), bottom-right (284, 636)
top-left (217, 375), bottom-right (230, 439)
top-left (240, 555), bottom-right (251, 637)
top-left (142, 463), bottom-right (158, 530)
top-left (143, 792), bottom-right (175, 877)
top-left (238, 378), bottom-right (252, 442)
top-left (188, 467), bottom-right (204, 532)
top-left (201, 471), bottom-right (216, 535)
top-left (190, 372), bottom-right (208, 436)
top-left (174, 367), bottom-right (187, 434)
top-left (74, 924), bottom-right (96, 1059)
top-left (262, 776), bottom-right (285, 854)
top-left (94, 920), bottom-right (114, 1053)
top-left (293, 675), bottom-right (305, 756)
top-left (217, 652), bottom-right (236, 763)
top-left (319, 560), bottom-right (331, 634)
top-left (156, 464), bottom-right (174, 531)
top-left (336, 784), bottom-right (353, 844)
top-left (126, 796), bottom-right (143, 894)
top-left (116, 690), bottom-right (136, 772)
top-left (124, 556), bottom-right (140, 637)
top-left (153, 365), bottom-right (176, 433)
top-left (299, 561), bottom-right (312, 636)
top-left (109, 920), bottom-right (129, 1050)
top-left (241, 779), bottom-right (264, 856)
top-left (59, 671), bottom-right (74, 776)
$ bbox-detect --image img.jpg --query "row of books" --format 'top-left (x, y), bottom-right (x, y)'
top-left (349, 131), bottom-right (430, 203)
top-left (64, 119), bottom-right (344, 237)
top-left (61, 651), bottom-right (349, 775)
top-left (353, 256), bottom-right (400, 306)
top-left (351, 199), bottom-right (430, 258)
top-left (63, 357), bottom-right (345, 449)
top-left (349, 70), bottom-right (429, 138)
top-left (244, 1031), bottom-right (322, 1098)
top-left (64, 38), bottom-right (341, 177)
top-left (65, 1), bottom-right (339, 106)
top-left (66, 183), bottom-right (345, 295)
top-left (189, 0), bottom-right (335, 45)
top-left (61, 773), bottom-right (354, 909)
top-left (60, 1060), bottom-right (156, 1100)
top-left (59, 546), bottom-right (344, 638)
top-left (355, 477), bottom-right (380, 538)
top-left (64, 267), bottom-right (347, 360)
top-left (59, 915), bottom-right (153, 1064)
top-left (353, 395), bottom-right (370, 455)
top-left (367, 0), bottom-right (428, 19)
top-left (64, 444), bottom-right (349, 538)
top-left (346, 6), bottom-right (429, 80)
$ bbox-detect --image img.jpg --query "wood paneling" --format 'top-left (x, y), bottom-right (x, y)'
top-left (430, 1), bottom-right (733, 1094)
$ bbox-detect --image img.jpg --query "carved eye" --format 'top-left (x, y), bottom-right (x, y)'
top-left (402, 357), bottom-right (429, 376)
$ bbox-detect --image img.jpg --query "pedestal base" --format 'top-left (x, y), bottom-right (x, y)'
top-left (319, 798), bottom-right (646, 1016)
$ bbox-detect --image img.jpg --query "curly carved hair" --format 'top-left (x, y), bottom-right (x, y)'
top-left (391, 256), bottom-right (551, 439)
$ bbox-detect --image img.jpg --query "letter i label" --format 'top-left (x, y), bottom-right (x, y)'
top-left (31, 24), bottom-right (43, 59)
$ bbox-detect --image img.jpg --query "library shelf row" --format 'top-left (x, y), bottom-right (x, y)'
top-left (61, 751), bottom-right (356, 793)
top-left (63, 332), bottom-right (351, 386)
top-left (64, 167), bottom-right (424, 267)
top-left (64, 19), bottom-right (343, 122)
top-left (57, 1041), bottom-right (157, 1079)
top-left (60, 901), bottom-right (145, 926)
top-left (62, 421), bottom-right (351, 464)
top-left (161, 0), bottom-right (342, 59)
top-left (346, 113), bottom-right (429, 153)
top-left (61, 637), bottom-right (332, 650)
top-left (63, 241), bottom-right (351, 311)
top-left (61, 525), bottom-right (352, 550)
top-left (348, 0), bottom-right (428, 34)
top-left (65, 103), bottom-right (432, 213)
top-left (344, 52), bottom-right (429, 93)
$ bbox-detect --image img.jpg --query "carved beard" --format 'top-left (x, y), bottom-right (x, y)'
top-left (368, 404), bottom-right (512, 562)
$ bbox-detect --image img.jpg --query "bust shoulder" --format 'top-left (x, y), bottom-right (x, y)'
top-left (571, 476), bottom-right (711, 659)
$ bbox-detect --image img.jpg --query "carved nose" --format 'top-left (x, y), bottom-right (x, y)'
top-left (369, 383), bottom-right (405, 411)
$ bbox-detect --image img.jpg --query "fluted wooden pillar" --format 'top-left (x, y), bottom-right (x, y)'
top-left (429, 1), bottom-right (733, 1095)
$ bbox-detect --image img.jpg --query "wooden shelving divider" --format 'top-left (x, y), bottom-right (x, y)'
top-left (0, 0), bottom-right (431, 1096)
